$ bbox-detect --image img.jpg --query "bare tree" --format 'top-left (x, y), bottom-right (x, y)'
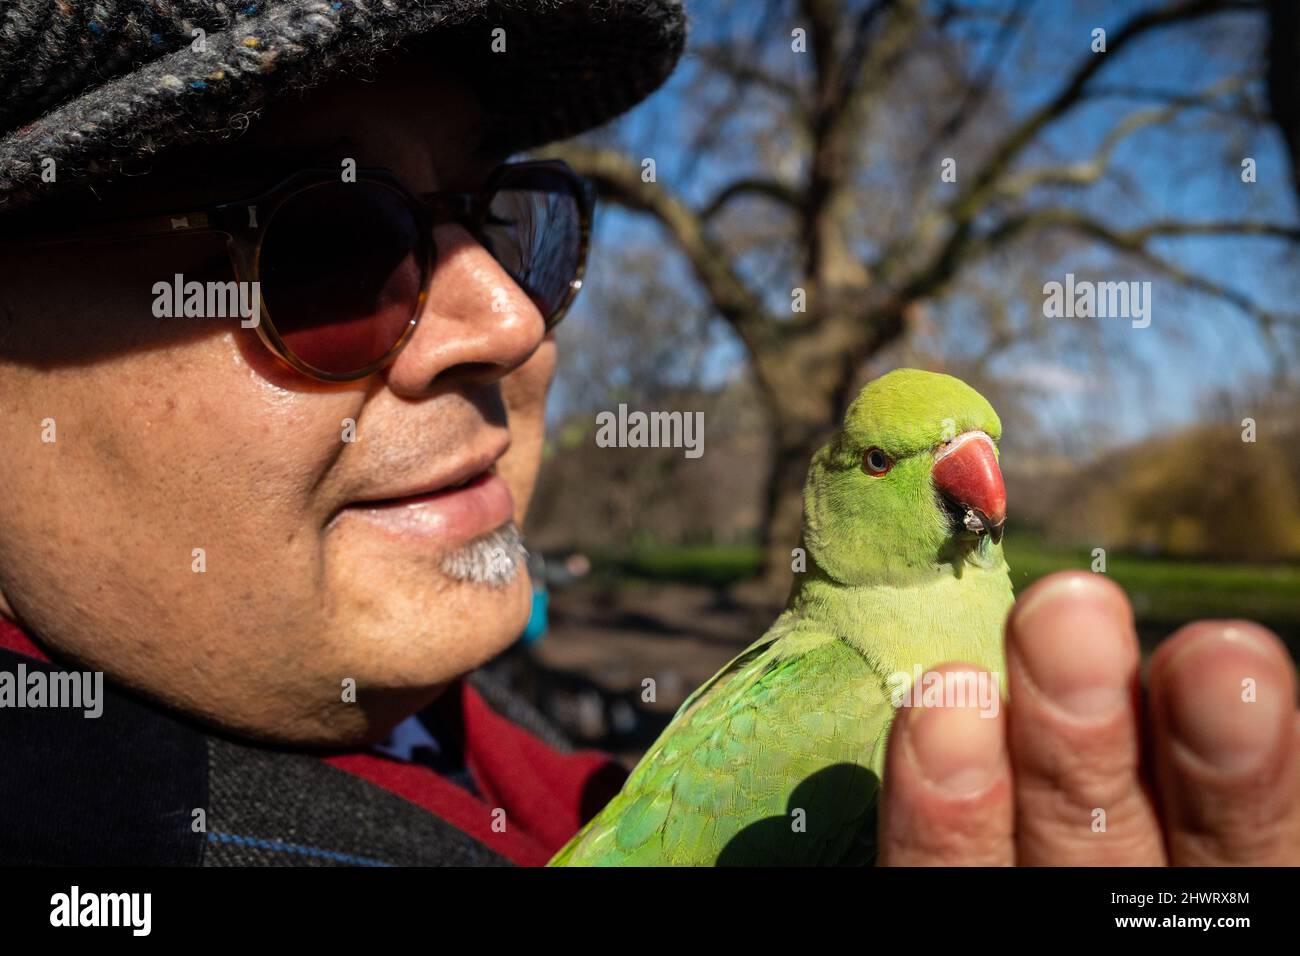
top-left (550, 0), bottom-right (1298, 590)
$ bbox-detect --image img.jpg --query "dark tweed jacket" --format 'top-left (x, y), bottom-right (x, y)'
top-left (0, 617), bottom-right (625, 866)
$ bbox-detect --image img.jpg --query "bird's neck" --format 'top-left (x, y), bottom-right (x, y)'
top-left (784, 551), bottom-right (1013, 681)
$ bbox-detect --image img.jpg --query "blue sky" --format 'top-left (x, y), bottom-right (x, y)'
top-left (548, 0), bottom-right (1299, 450)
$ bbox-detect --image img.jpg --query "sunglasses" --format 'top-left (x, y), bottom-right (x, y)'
top-left (7, 160), bottom-right (595, 381)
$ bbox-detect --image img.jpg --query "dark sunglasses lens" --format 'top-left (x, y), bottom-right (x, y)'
top-left (259, 181), bottom-right (424, 376)
top-left (481, 171), bottom-right (583, 322)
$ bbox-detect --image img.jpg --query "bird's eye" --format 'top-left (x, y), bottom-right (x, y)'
top-left (863, 447), bottom-right (892, 476)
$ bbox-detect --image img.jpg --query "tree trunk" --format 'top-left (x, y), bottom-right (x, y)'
top-left (758, 431), bottom-right (821, 598)
top-left (750, 325), bottom-right (865, 599)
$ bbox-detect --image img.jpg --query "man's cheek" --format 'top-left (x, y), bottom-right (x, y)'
top-left (497, 338), bottom-right (556, 521)
top-left (498, 438), bottom-right (543, 525)
top-left (505, 340), bottom-right (556, 412)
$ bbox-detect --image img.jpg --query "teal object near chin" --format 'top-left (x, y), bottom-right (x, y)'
top-left (521, 588), bottom-right (549, 645)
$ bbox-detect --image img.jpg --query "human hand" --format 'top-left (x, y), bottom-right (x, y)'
top-left (878, 571), bottom-right (1300, 865)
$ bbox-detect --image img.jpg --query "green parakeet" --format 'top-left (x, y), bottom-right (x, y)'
top-left (550, 368), bottom-right (1013, 866)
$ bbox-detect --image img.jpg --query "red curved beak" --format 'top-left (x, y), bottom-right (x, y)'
top-left (932, 431), bottom-right (1006, 544)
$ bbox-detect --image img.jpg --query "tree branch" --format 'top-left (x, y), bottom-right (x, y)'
top-left (866, 1), bottom-right (1270, 353)
top-left (986, 208), bottom-right (1300, 246)
top-left (954, 0), bottom-right (1261, 222)
top-left (1085, 82), bottom-right (1269, 122)
top-left (546, 144), bottom-right (778, 356)
top-left (692, 43), bottom-right (805, 106)
top-left (799, 0), bottom-right (924, 294)
top-left (701, 177), bottom-right (803, 220)
top-left (995, 80), bottom-right (1245, 196)
top-left (915, 0), bottom-right (1036, 167)
top-left (975, 208), bottom-right (1298, 327)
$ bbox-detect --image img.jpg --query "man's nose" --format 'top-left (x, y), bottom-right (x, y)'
top-left (382, 221), bottom-right (546, 397)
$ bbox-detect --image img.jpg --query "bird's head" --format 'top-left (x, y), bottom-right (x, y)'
top-left (802, 368), bottom-right (1006, 585)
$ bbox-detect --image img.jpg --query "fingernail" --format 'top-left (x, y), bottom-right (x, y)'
top-left (1164, 624), bottom-right (1289, 774)
top-left (908, 694), bottom-right (1003, 796)
top-left (1012, 574), bottom-right (1136, 719)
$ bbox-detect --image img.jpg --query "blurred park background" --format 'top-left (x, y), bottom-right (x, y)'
top-left (485, 0), bottom-right (1300, 762)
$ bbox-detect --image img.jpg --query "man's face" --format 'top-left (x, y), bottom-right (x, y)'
top-left (0, 63), bottom-right (556, 745)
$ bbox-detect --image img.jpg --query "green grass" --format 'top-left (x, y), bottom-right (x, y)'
top-left (604, 540), bottom-right (1300, 642)
top-left (1003, 539), bottom-right (1300, 630)
top-left (607, 544), bottom-right (761, 588)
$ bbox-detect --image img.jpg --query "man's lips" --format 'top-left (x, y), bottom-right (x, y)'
top-left (331, 442), bottom-right (515, 545)
top-left (344, 441), bottom-right (510, 508)
top-left (335, 469), bottom-right (515, 545)
top-left (352, 469), bottom-right (499, 509)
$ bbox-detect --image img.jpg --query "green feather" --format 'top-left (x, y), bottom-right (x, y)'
top-left (549, 369), bottom-right (1015, 866)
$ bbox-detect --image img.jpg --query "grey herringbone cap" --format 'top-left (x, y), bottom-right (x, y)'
top-left (0, 0), bottom-right (686, 215)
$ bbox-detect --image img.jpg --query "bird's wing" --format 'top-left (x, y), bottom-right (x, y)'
top-left (549, 622), bottom-right (894, 866)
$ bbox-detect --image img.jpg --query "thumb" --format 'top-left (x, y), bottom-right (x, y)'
top-left (877, 662), bottom-right (1014, 866)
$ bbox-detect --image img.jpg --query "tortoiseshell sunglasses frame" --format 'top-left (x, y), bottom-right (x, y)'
top-left (5, 159), bottom-right (595, 382)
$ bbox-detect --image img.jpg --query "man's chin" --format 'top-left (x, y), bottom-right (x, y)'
top-left (248, 577), bottom-right (531, 748)
top-left (338, 569), bottom-right (532, 686)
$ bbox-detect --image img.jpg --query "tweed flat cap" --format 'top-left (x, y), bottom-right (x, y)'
top-left (0, 0), bottom-right (686, 215)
